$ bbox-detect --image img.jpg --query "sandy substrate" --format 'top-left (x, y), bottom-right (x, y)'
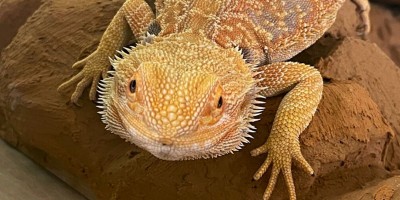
top-left (1, 0), bottom-right (400, 200)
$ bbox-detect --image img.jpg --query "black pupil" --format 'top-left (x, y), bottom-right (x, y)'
top-left (217, 96), bottom-right (223, 108)
top-left (130, 80), bottom-right (136, 93)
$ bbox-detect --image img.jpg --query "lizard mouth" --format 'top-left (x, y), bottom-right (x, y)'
top-left (117, 106), bottom-right (240, 160)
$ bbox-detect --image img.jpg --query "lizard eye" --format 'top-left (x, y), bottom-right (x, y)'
top-left (126, 73), bottom-right (142, 103)
top-left (217, 96), bottom-right (223, 108)
top-left (129, 80), bottom-right (136, 93)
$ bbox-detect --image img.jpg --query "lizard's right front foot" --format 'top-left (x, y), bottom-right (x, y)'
top-left (251, 136), bottom-right (314, 200)
top-left (58, 50), bottom-right (110, 104)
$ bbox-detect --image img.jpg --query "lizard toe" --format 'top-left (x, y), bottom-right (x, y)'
top-left (253, 155), bottom-right (272, 180)
top-left (71, 77), bottom-right (92, 105)
top-left (293, 149), bottom-right (314, 175)
top-left (262, 165), bottom-right (280, 200)
top-left (250, 144), bottom-right (269, 157)
top-left (89, 73), bottom-right (101, 101)
top-left (72, 57), bottom-right (88, 69)
top-left (282, 165), bottom-right (296, 200)
top-left (57, 71), bottom-right (84, 93)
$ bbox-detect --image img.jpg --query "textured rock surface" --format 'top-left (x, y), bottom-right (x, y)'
top-left (335, 176), bottom-right (400, 200)
top-left (368, 3), bottom-right (400, 66)
top-left (317, 37), bottom-right (400, 170)
top-left (0, 0), bottom-right (42, 55)
top-left (0, 0), bottom-right (399, 200)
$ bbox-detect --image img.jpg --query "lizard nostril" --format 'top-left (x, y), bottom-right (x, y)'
top-left (160, 138), bottom-right (173, 146)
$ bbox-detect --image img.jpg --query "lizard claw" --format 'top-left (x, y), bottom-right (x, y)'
top-left (71, 56), bottom-right (89, 69)
top-left (58, 50), bottom-right (109, 104)
top-left (251, 138), bottom-right (313, 200)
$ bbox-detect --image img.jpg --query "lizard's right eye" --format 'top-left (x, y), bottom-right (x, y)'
top-left (129, 80), bottom-right (136, 93)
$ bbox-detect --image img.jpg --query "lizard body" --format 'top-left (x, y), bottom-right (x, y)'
top-left (58, 0), bottom-right (371, 199)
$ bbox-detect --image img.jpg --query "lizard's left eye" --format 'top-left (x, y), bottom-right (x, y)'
top-left (129, 80), bottom-right (136, 93)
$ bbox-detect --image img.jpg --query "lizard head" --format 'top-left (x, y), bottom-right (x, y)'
top-left (98, 33), bottom-right (264, 160)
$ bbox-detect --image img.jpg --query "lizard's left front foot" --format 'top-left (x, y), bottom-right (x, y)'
top-left (251, 136), bottom-right (314, 200)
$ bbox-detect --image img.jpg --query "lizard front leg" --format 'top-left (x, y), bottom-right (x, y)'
top-left (58, 0), bottom-right (154, 104)
top-left (251, 62), bottom-right (323, 200)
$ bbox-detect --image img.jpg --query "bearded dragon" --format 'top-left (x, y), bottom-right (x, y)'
top-left (58, 0), bottom-right (370, 199)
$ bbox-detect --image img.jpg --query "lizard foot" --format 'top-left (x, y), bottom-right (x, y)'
top-left (58, 50), bottom-right (110, 105)
top-left (251, 137), bottom-right (314, 200)
top-left (351, 0), bottom-right (371, 35)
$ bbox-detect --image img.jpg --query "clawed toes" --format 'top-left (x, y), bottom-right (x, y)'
top-left (252, 140), bottom-right (314, 200)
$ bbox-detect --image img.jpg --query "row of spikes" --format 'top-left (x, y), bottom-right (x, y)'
top-left (235, 45), bottom-right (267, 152)
top-left (95, 32), bottom-right (157, 127)
top-left (107, 32), bottom-right (156, 71)
top-left (95, 32), bottom-right (158, 126)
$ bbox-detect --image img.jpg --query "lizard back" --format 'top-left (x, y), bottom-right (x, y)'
top-left (154, 0), bottom-right (345, 64)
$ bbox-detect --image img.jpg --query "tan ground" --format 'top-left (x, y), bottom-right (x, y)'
top-left (0, 0), bottom-right (400, 200)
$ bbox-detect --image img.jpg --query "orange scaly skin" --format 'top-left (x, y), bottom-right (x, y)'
top-left (58, 0), bottom-right (371, 199)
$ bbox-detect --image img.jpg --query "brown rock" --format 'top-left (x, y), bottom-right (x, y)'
top-left (329, 0), bottom-right (367, 38)
top-left (317, 37), bottom-right (400, 170)
top-left (335, 176), bottom-right (400, 200)
top-left (333, 2), bottom-right (400, 66)
top-left (0, 1), bottom-right (397, 200)
top-left (368, 4), bottom-right (400, 66)
top-left (0, 0), bottom-right (42, 55)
